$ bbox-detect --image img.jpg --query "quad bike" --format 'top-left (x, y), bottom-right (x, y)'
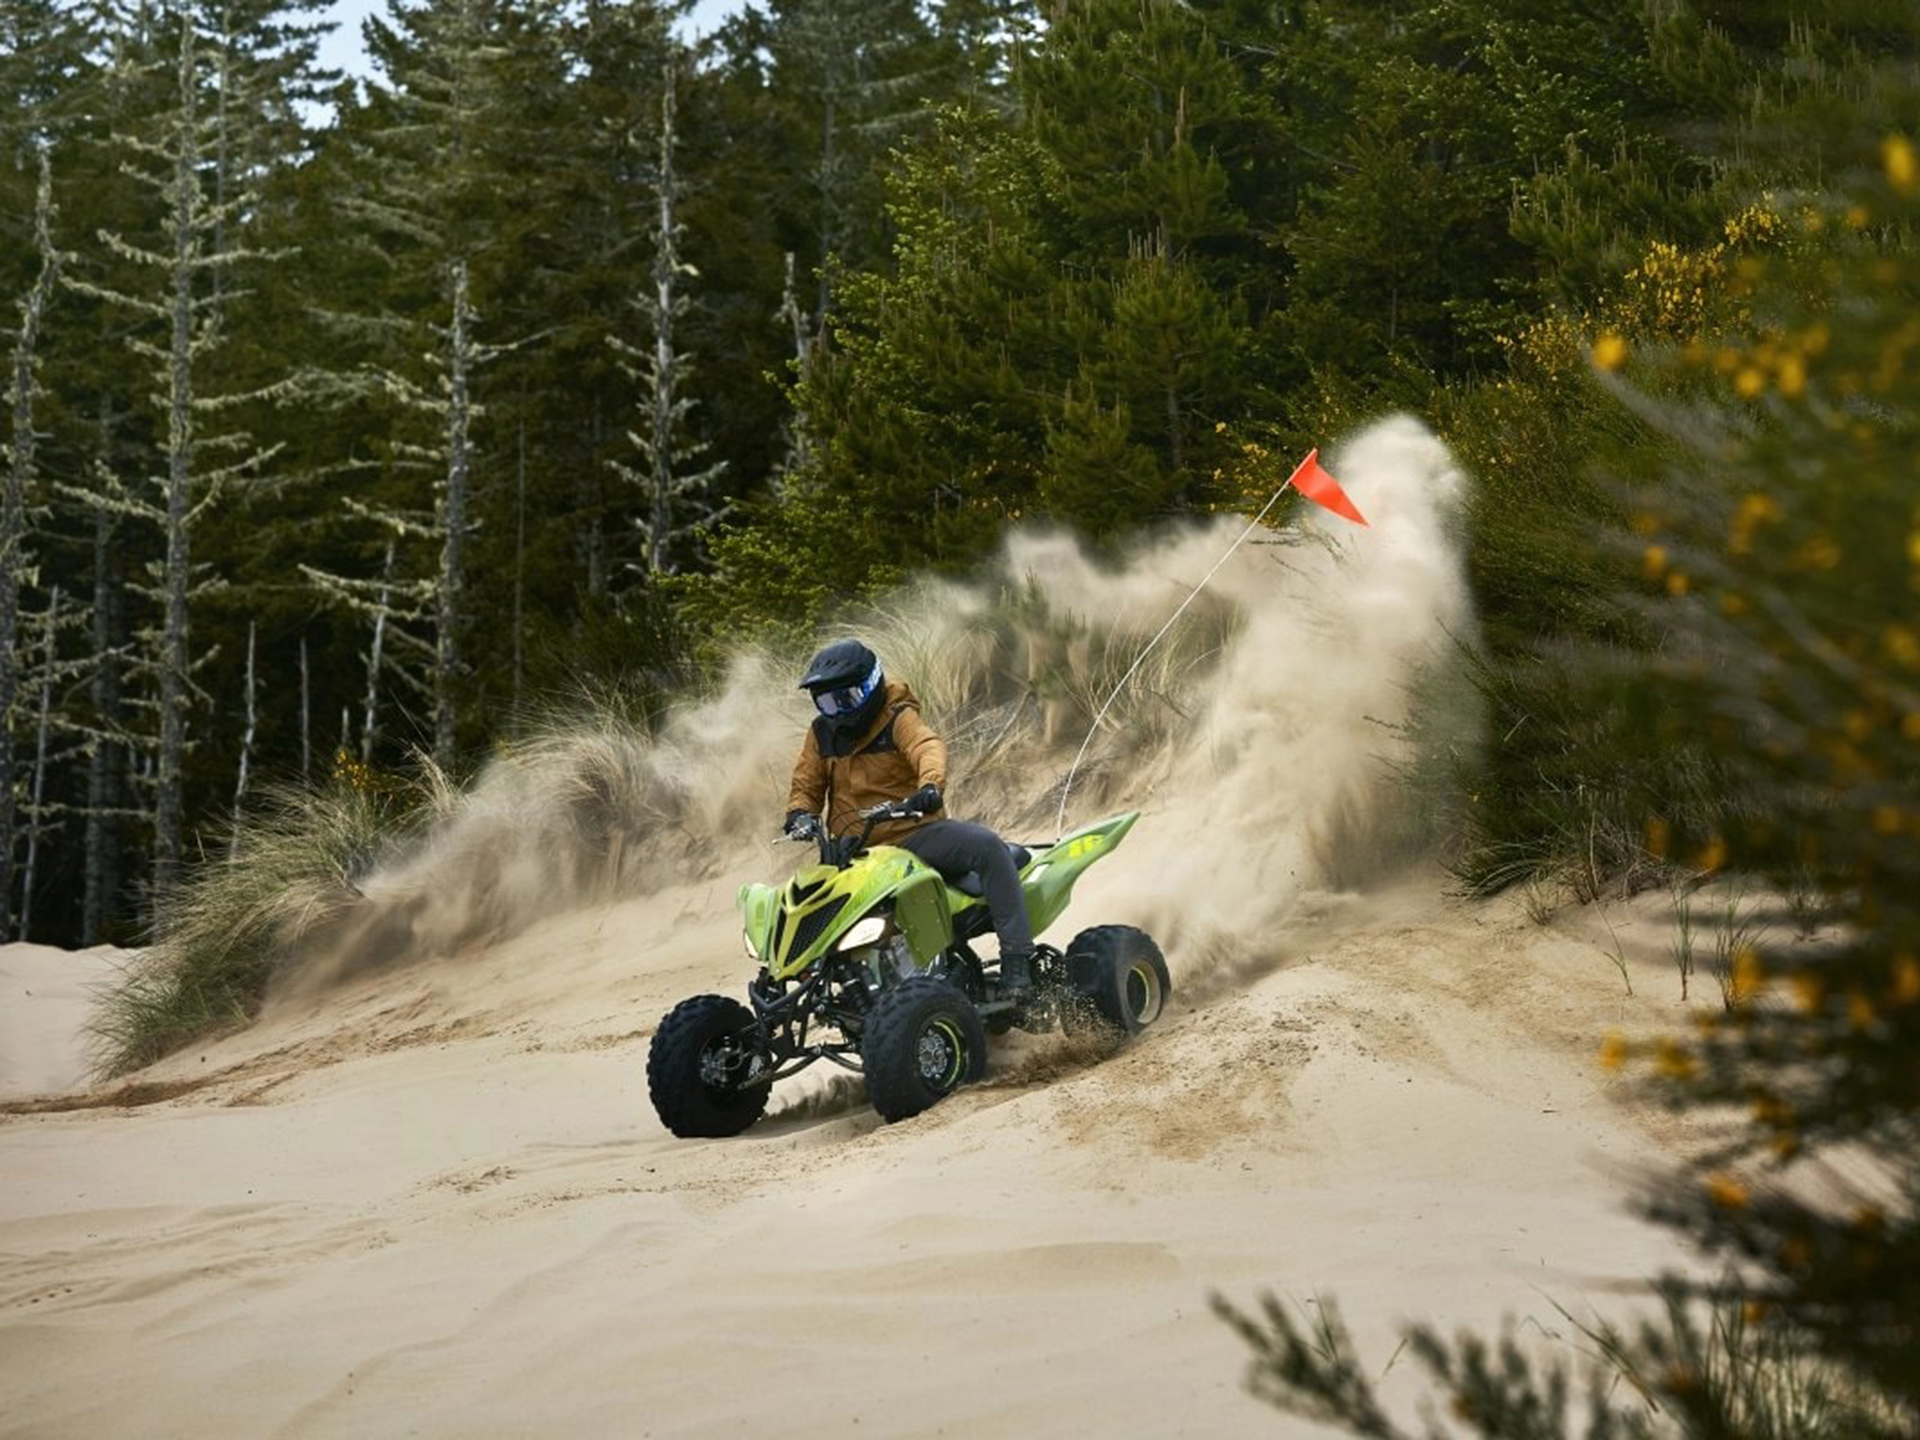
top-left (646, 800), bottom-right (1171, 1135)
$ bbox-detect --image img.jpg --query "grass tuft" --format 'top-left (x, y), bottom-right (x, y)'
top-left (89, 767), bottom-right (433, 1077)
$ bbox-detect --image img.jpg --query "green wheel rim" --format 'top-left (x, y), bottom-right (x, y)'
top-left (917, 1016), bottom-right (967, 1090)
top-left (1124, 962), bottom-right (1164, 1025)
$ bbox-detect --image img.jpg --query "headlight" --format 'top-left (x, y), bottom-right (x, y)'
top-left (836, 915), bottom-right (888, 951)
top-left (742, 928), bottom-right (758, 959)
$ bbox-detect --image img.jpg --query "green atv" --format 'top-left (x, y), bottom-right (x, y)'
top-left (646, 799), bottom-right (1171, 1134)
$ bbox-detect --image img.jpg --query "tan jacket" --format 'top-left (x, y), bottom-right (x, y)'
top-left (787, 681), bottom-right (947, 846)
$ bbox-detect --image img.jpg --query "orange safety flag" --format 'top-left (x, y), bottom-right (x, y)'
top-left (1287, 447), bottom-right (1368, 526)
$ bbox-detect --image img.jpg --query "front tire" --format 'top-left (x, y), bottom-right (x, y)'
top-left (861, 977), bottom-right (988, 1123)
top-left (648, 994), bottom-right (770, 1138)
top-left (1062, 925), bottom-right (1170, 1037)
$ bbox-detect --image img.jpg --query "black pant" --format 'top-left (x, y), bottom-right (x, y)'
top-left (898, 819), bottom-right (1035, 958)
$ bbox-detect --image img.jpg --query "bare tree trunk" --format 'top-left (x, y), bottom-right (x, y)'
top-left (434, 258), bottom-right (472, 770)
top-left (299, 637), bottom-right (310, 782)
top-left (614, 60), bottom-right (726, 577)
top-left (154, 17), bottom-right (202, 904)
top-left (580, 401), bottom-right (607, 598)
top-left (2, 147), bottom-right (61, 935)
top-left (647, 66), bottom-right (680, 577)
top-left (18, 588), bottom-right (60, 939)
top-left (1167, 384), bottom-right (1182, 475)
top-left (513, 416), bottom-right (526, 714)
top-left (361, 540), bottom-right (395, 765)
top-left (776, 252), bottom-right (812, 484)
top-left (229, 619), bottom-right (256, 858)
top-left (816, 89), bottom-right (838, 329)
top-left (83, 490), bottom-right (123, 946)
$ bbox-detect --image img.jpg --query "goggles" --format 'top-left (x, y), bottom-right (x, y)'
top-left (812, 661), bottom-right (882, 717)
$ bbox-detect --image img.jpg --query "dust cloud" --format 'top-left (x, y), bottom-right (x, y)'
top-left (279, 414), bottom-right (1476, 999)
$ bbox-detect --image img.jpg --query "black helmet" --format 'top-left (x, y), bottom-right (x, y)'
top-left (799, 638), bottom-right (886, 734)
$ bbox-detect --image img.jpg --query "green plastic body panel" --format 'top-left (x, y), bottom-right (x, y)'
top-left (1016, 811), bottom-right (1139, 935)
top-left (735, 812), bottom-right (1140, 980)
top-left (890, 869), bottom-right (953, 967)
top-left (738, 845), bottom-right (945, 980)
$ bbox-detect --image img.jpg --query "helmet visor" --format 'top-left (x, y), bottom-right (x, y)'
top-left (812, 661), bottom-right (882, 717)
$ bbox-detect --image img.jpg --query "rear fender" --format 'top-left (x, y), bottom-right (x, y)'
top-left (1019, 811), bottom-right (1140, 937)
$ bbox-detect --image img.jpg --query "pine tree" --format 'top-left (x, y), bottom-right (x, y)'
top-left (1, 145), bottom-right (65, 932)
top-left (610, 59), bottom-right (728, 581)
top-left (312, 0), bottom-right (563, 766)
top-left (62, 7), bottom-right (293, 902)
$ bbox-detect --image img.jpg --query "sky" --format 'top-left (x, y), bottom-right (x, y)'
top-left (317, 0), bottom-right (746, 83)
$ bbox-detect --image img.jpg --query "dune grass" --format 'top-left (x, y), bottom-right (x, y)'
top-left (89, 763), bottom-right (442, 1077)
top-left (1216, 1281), bottom-right (1905, 1440)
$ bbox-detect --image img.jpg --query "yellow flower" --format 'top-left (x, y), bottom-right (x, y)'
top-left (1796, 534), bottom-right (1841, 570)
top-left (1846, 204), bottom-right (1871, 229)
top-left (1791, 971), bottom-right (1825, 1014)
top-left (1872, 805), bottom-right (1902, 836)
top-left (1885, 134), bottom-right (1919, 196)
top-left (1777, 355), bottom-right (1806, 398)
top-left (1731, 946), bottom-right (1764, 1004)
top-left (1908, 531), bottom-right (1920, 566)
top-left (1705, 1173), bottom-right (1749, 1209)
top-left (1645, 816), bottom-right (1670, 858)
top-left (1735, 366), bottom-right (1766, 398)
top-left (1592, 333), bottom-right (1629, 371)
top-left (1643, 544), bottom-right (1669, 580)
top-left (1892, 955), bottom-right (1920, 1005)
top-left (1887, 626), bottom-right (1920, 669)
top-left (1904, 711), bottom-right (1920, 741)
top-left (1696, 835), bottom-right (1727, 872)
top-left (1849, 991), bottom-right (1877, 1030)
top-left (1654, 1040), bottom-right (1697, 1081)
top-left (1666, 570), bottom-right (1690, 597)
top-left (1753, 1094), bottom-right (1793, 1127)
top-left (1598, 1032), bottom-right (1627, 1072)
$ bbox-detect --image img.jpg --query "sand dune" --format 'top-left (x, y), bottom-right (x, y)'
top-left (1, 865), bottom-right (1710, 1438)
top-left (0, 420), bottom-right (1713, 1433)
top-left (0, 943), bottom-right (129, 1103)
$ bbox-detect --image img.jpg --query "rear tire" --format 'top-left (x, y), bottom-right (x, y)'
top-left (648, 994), bottom-right (770, 1138)
top-left (1062, 925), bottom-right (1170, 1037)
top-left (861, 977), bottom-right (987, 1123)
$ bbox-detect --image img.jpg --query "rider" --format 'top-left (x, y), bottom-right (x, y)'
top-left (785, 638), bottom-right (1036, 995)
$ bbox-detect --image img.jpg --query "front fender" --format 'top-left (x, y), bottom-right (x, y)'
top-left (738, 846), bottom-right (956, 980)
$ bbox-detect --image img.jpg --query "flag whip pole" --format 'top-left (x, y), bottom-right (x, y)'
top-left (1052, 455), bottom-right (1315, 836)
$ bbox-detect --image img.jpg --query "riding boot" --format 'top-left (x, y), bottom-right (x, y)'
top-left (1000, 948), bottom-right (1034, 996)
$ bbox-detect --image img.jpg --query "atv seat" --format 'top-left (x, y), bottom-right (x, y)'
top-left (951, 843), bottom-right (1032, 899)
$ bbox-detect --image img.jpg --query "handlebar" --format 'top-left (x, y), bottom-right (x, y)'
top-left (781, 799), bottom-right (932, 865)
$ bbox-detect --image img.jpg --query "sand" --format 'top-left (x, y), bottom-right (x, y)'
top-left (0, 869), bottom-right (1716, 1439)
top-left (0, 943), bottom-right (129, 1103)
top-left (0, 420), bottom-right (1717, 1433)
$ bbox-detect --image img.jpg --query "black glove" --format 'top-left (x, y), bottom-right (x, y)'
top-left (904, 784), bottom-right (943, 817)
top-left (784, 809), bottom-right (820, 840)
